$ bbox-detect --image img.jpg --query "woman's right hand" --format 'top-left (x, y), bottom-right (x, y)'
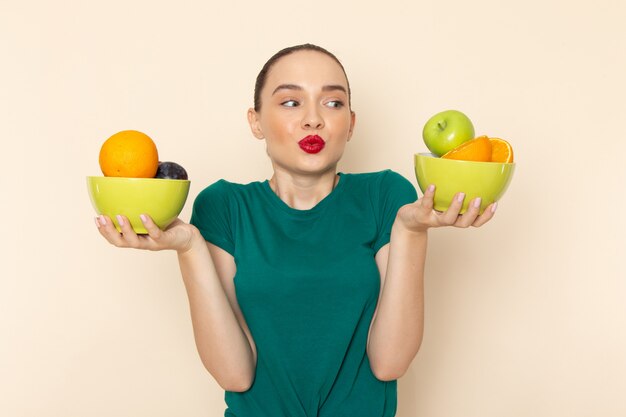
top-left (95, 214), bottom-right (199, 253)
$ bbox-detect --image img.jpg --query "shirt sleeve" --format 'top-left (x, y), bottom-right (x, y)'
top-left (189, 179), bottom-right (236, 255)
top-left (372, 170), bottom-right (418, 253)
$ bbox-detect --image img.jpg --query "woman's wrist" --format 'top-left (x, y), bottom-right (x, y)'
top-left (392, 225), bottom-right (428, 242)
top-left (176, 225), bottom-right (205, 255)
top-left (392, 211), bottom-right (430, 237)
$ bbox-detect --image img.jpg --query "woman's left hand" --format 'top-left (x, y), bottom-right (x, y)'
top-left (396, 184), bottom-right (497, 233)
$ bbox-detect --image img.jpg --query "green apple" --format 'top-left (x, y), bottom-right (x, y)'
top-left (422, 110), bottom-right (475, 156)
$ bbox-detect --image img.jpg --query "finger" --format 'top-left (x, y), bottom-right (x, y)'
top-left (420, 184), bottom-right (435, 211)
top-left (472, 201), bottom-right (498, 227)
top-left (455, 197), bottom-right (481, 228)
top-left (115, 214), bottom-right (141, 247)
top-left (140, 214), bottom-right (164, 241)
top-left (440, 192), bottom-right (465, 224)
top-left (96, 215), bottom-right (127, 247)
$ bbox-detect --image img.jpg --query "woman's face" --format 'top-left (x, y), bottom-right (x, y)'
top-left (248, 50), bottom-right (355, 178)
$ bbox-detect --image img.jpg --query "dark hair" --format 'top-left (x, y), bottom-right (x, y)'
top-left (253, 43), bottom-right (351, 112)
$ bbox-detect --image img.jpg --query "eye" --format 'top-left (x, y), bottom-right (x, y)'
top-left (326, 100), bottom-right (344, 108)
top-left (281, 100), bottom-right (299, 107)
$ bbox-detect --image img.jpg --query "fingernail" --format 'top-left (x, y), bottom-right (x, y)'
top-left (473, 198), bottom-right (482, 208)
top-left (491, 202), bottom-right (498, 213)
top-left (94, 217), bottom-right (101, 228)
top-left (116, 215), bottom-right (124, 226)
top-left (457, 192), bottom-right (465, 202)
top-left (427, 184), bottom-right (435, 193)
top-left (99, 215), bottom-right (106, 226)
top-left (140, 214), bottom-right (147, 223)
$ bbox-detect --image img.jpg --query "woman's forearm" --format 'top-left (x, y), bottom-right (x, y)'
top-left (368, 224), bottom-right (427, 381)
top-left (177, 235), bottom-right (255, 391)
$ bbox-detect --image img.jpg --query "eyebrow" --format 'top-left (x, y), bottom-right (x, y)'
top-left (271, 84), bottom-right (348, 95)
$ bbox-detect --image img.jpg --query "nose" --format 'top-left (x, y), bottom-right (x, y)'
top-left (301, 105), bottom-right (324, 130)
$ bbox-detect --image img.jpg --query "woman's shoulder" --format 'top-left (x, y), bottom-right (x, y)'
top-left (342, 169), bottom-right (416, 203)
top-left (192, 179), bottom-right (266, 220)
top-left (193, 178), bottom-right (267, 208)
top-left (342, 169), bottom-right (412, 187)
top-left (197, 178), bottom-right (264, 195)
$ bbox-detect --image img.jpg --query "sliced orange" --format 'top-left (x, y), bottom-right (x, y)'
top-left (489, 137), bottom-right (514, 163)
top-left (441, 136), bottom-right (492, 162)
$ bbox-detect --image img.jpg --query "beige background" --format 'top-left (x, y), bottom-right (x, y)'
top-left (2, 0), bottom-right (625, 416)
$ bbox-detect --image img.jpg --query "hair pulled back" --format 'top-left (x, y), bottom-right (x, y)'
top-left (253, 43), bottom-right (351, 112)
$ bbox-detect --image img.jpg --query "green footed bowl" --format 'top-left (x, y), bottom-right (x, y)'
top-left (87, 176), bottom-right (191, 234)
top-left (414, 153), bottom-right (515, 214)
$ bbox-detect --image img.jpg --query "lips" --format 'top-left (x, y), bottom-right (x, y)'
top-left (298, 135), bottom-right (326, 154)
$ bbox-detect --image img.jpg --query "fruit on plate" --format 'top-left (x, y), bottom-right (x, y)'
top-left (422, 110), bottom-right (475, 157)
top-left (489, 137), bottom-right (514, 163)
top-left (441, 136), bottom-right (492, 162)
top-left (155, 161), bottom-right (189, 180)
top-left (99, 130), bottom-right (159, 178)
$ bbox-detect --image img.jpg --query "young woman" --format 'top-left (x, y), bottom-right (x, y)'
top-left (95, 44), bottom-right (496, 417)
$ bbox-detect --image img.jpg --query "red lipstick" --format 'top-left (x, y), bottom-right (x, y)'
top-left (298, 135), bottom-right (325, 154)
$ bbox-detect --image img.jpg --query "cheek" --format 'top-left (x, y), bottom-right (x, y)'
top-left (263, 113), bottom-right (297, 139)
top-left (328, 113), bottom-right (353, 135)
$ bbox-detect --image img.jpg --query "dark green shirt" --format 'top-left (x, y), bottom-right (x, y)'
top-left (190, 170), bottom-right (417, 417)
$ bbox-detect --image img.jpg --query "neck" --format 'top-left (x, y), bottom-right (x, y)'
top-left (269, 169), bottom-right (339, 210)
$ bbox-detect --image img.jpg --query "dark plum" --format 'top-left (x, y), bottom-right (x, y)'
top-left (154, 161), bottom-right (188, 180)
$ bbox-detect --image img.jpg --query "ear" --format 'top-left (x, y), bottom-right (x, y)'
top-left (347, 110), bottom-right (356, 142)
top-left (247, 108), bottom-right (264, 139)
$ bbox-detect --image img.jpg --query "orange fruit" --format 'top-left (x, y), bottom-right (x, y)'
top-left (99, 130), bottom-right (159, 178)
top-left (441, 136), bottom-right (492, 162)
top-left (489, 137), bottom-right (514, 163)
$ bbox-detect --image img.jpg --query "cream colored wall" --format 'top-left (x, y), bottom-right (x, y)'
top-left (2, 0), bottom-right (625, 416)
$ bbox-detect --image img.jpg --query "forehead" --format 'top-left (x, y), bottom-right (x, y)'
top-left (263, 50), bottom-right (348, 93)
